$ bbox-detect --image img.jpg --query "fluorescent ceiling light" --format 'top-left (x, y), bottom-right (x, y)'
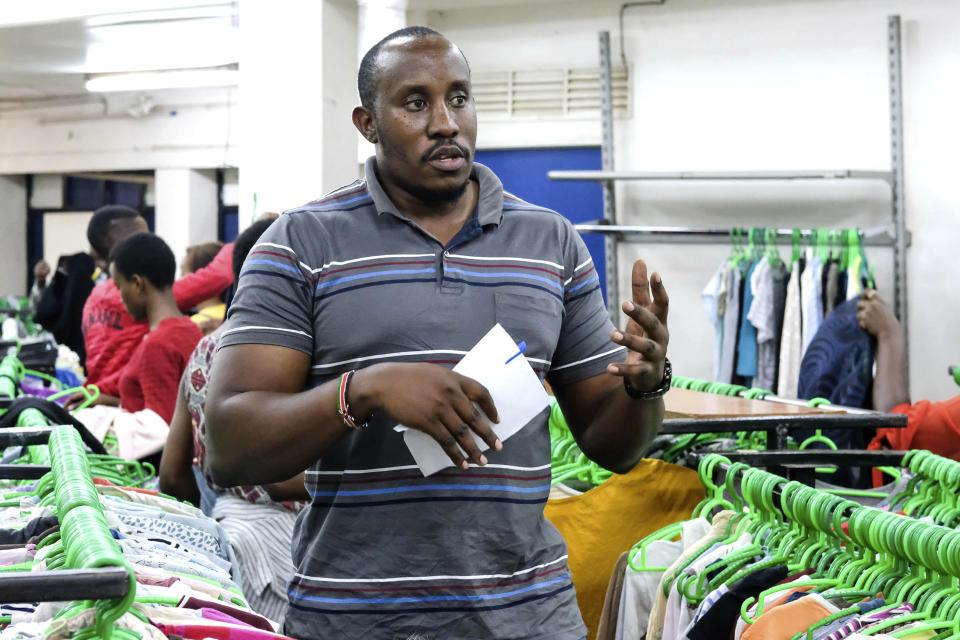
top-left (85, 5), bottom-right (236, 27)
top-left (85, 65), bottom-right (238, 92)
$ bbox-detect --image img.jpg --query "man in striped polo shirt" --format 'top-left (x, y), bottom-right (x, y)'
top-left (206, 26), bottom-right (670, 640)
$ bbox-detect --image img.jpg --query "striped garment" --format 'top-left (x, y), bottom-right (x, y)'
top-left (213, 494), bottom-right (300, 625)
top-left (823, 602), bottom-right (914, 640)
top-left (221, 157), bottom-right (625, 640)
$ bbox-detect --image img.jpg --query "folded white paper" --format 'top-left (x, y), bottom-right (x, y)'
top-left (395, 323), bottom-right (550, 476)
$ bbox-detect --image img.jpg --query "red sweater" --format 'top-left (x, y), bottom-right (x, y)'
top-left (82, 243), bottom-right (233, 396)
top-left (118, 316), bottom-right (203, 424)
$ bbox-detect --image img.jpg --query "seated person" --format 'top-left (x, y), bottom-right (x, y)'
top-left (72, 205), bottom-right (233, 409)
top-left (860, 289), bottom-right (960, 460)
top-left (159, 218), bottom-right (305, 623)
top-left (181, 241), bottom-right (227, 334)
top-left (77, 234), bottom-right (204, 462)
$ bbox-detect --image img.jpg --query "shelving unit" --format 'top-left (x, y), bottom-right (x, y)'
top-left (555, 17), bottom-right (910, 364)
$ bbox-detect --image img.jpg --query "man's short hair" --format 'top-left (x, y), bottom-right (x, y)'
top-left (232, 219), bottom-right (275, 281)
top-left (110, 232), bottom-right (176, 289)
top-left (87, 205), bottom-right (143, 260)
top-left (359, 25), bottom-right (466, 110)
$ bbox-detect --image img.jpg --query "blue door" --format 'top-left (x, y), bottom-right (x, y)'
top-left (473, 147), bottom-right (607, 303)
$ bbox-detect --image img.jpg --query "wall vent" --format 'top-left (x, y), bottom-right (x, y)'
top-left (472, 66), bottom-right (630, 119)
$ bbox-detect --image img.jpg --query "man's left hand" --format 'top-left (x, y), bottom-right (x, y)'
top-left (606, 259), bottom-right (669, 392)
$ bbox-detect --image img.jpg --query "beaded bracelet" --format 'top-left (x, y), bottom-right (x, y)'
top-left (338, 370), bottom-right (367, 429)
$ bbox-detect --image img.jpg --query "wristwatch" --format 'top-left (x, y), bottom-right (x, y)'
top-left (623, 357), bottom-right (672, 400)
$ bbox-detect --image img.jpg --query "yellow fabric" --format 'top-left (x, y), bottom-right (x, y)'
top-left (544, 459), bottom-right (706, 640)
top-left (190, 303), bottom-right (226, 325)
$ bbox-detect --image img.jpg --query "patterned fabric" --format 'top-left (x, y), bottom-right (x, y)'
top-left (184, 330), bottom-right (305, 511)
top-left (213, 495), bottom-right (299, 624)
top-left (823, 602), bottom-right (914, 640)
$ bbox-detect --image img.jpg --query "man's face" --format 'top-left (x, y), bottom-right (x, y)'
top-left (111, 265), bottom-right (147, 322)
top-left (368, 36), bottom-right (477, 204)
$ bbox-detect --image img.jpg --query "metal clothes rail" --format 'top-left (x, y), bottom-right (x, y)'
top-left (571, 224), bottom-right (903, 246)
top-left (561, 17), bottom-right (910, 357)
top-left (0, 426), bottom-right (130, 603)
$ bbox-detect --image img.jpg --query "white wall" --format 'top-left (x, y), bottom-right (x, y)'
top-left (430, 0), bottom-right (960, 402)
top-left (0, 176), bottom-right (28, 296)
top-left (42, 211), bottom-right (94, 268)
top-left (0, 89), bottom-right (238, 174)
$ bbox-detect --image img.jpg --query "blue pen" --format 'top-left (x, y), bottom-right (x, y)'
top-left (505, 341), bottom-right (527, 365)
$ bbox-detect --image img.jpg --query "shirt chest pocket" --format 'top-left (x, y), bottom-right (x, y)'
top-left (494, 290), bottom-right (563, 375)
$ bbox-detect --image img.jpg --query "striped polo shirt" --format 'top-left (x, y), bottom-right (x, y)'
top-left (222, 157), bottom-right (625, 640)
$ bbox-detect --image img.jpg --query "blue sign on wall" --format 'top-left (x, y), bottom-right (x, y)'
top-left (473, 147), bottom-right (607, 303)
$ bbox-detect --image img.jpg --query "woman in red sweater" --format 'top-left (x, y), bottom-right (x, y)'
top-left (109, 233), bottom-right (204, 424)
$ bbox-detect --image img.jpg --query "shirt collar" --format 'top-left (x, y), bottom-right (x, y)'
top-left (364, 156), bottom-right (504, 227)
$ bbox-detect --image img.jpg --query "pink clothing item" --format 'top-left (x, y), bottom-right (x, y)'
top-left (180, 597), bottom-right (276, 632)
top-left (0, 547), bottom-right (31, 566)
top-left (75, 405), bottom-right (169, 460)
top-left (150, 621), bottom-right (295, 640)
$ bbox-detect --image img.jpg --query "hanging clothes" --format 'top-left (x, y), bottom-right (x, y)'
top-left (769, 262), bottom-right (789, 390)
top-left (777, 260), bottom-right (803, 398)
top-left (735, 260), bottom-right (761, 383)
top-left (544, 460), bottom-right (706, 640)
top-left (747, 259), bottom-right (777, 391)
top-left (846, 253), bottom-right (864, 300)
top-left (823, 259), bottom-right (840, 316)
top-left (718, 266), bottom-right (741, 384)
top-left (800, 252), bottom-right (824, 355)
top-left (701, 264), bottom-right (726, 383)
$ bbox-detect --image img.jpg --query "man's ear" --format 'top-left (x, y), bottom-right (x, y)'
top-left (131, 273), bottom-right (147, 295)
top-left (352, 106), bottom-right (378, 144)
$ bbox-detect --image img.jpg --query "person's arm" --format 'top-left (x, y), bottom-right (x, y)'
top-left (172, 243), bottom-right (234, 311)
top-left (857, 290), bottom-right (910, 413)
top-left (205, 348), bottom-right (500, 487)
top-left (552, 260), bottom-right (668, 473)
top-left (64, 389), bottom-right (120, 412)
top-left (263, 474), bottom-right (309, 502)
top-left (29, 260), bottom-right (50, 310)
top-left (159, 382), bottom-right (201, 506)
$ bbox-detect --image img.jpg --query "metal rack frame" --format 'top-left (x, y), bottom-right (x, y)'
top-left (0, 426), bottom-right (130, 603)
top-left (554, 18), bottom-right (909, 360)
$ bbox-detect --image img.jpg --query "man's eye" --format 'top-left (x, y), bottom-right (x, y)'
top-left (452, 95), bottom-right (468, 106)
top-left (408, 99), bottom-right (426, 109)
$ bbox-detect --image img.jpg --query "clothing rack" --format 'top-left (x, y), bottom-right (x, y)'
top-left (0, 427), bottom-right (58, 477)
top-left (560, 18), bottom-right (910, 359)
top-left (570, 224), bottom-right (901, 246)
top-left (663, 412), bottom-right (905, 445)
top-left (0, 426), bottom-right (132, 603)
top-left (689, 449), bottom-right (907, 485)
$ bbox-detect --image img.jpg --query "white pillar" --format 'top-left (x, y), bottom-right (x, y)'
top-left (154, 168), bottom-right (218, 273)
top-left (356, 0), bottom-right (408, 165)
top-left (322, 0), bottom-right (363, 193)
top-left (238, 0), bottom-right (324, 227)
top-left (0, 176), bottom-right (28, 296)
top-left (238, 1), bottom-right (366, 228)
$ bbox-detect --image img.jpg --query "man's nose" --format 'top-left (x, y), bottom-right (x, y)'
top-left (427, 101), bottom-right (458, 138)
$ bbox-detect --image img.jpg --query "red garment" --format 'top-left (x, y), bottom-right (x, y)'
top-left (869, 396), bottom-right (960, 485)
top-left (81, 243), bottom-right (233, 396)
top-left (119, 316), bottom-right (203, 424)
